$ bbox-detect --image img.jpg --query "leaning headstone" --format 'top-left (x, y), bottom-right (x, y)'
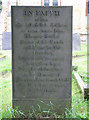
top-left (73, 33), bottom-right (81, 51)
top-left (2, 32), bottom-right (11, 50)
top-left (12, 6), bottom-right (72, 114)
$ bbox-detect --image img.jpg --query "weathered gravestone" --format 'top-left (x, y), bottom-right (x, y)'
top-left (2, 32), bottom-right (11, 50)
top-left (73, 33), bottom-right (81, 51)
top-left (12, 6), bottom-right (72, 114)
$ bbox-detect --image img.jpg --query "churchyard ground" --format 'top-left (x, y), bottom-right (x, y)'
top-left (0, 44), bottom-right (89, 118)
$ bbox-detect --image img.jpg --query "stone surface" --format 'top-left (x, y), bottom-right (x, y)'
top-left (73, 33), bottom-right (81, 51)
top-left (12, 6), bottom-right (72, 114)
top-left (2, 32), bottom-right (11, 50)
top-left (74, 71), bottom-right (85, 93)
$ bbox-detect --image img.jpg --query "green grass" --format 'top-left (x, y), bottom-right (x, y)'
top-left (0, 54), bottom-right (6, 58)
top-left (1, 71), bottom-right (88, 118)
top-left (73, 44), bottom-right (87, 56)
top-left (72, 44), bottom-right (88, 84)
top-left (73, 56), bottom-right (88, 83)
top-left (0, 48), bottom-right (89, 118)
top-left (0, 50), bottom-right (12, 73)
top-left (1, 72), bottom-right (12, 119)
top-left (72, 72), bottom-right (88, 118)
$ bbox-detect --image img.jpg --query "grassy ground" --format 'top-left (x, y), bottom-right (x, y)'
top-left (1, 71), bottom-right (88, 118)
top-left (0, 54), bottom-right (6, 58)
top-left (72, 44), bottom-right (88, 84)
top-left (0, 50), bottom-right (12, 119)
top-left (0, 50), bottom-right (12, 73)
top-left (0, 47), bottom-right (89, 118)
top-left (1, 72), bottom-right (12, 118)
top-left (73, 56), bottom-right (88, 83)
top-left (72, 72), bottom-right (88, 118)
top-left (73, 44), bottom-right (87, 56)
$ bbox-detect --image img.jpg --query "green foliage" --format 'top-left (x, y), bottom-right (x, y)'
top-left (1, 72), bottom-right (12, 119)
top-left (0, 50), bottom-right (12, 73)
top-left (0, 54), bottom-right (6, 58)
top-left (1, 102), bottom-right (61, 118)
top-left (2, 106), bottom-right (26, 118)
top-left (73, 66), bottom-right (78, 71)
top-left (72, 72), bottom-right (88, 118)
top-left (1, 99), bottom-right (89, 119)
top-left (0, 48), bottom-right (89, 119)
top-left (1, 72), bottom-right (88, 119)
top-left (72, 44), bottom-right (88, 83)
top-left (27, 101), bottom-right (61, 118)
top-left (73, 44), bottom-right (87, 56)
top-left (64, 106), bottom-right (89, 118)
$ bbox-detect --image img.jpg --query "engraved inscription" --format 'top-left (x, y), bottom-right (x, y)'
top-left (12, 7), bottom-right (72, 100)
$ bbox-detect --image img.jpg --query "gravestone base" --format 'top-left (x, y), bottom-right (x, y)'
top-left (13, 99), bottom-right (71, 115)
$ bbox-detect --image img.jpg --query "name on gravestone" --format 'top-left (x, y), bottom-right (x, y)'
top-left (12, 6), bottom-right (72, 114)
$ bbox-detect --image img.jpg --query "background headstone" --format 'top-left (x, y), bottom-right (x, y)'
top-left (12, 6), bottom-right (72, 114)
top-left (73, 33), bottom-right (81, 51)
top-left (2, 32), bottom-right (11, 50)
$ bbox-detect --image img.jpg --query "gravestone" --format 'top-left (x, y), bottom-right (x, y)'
top-left (2, 32), bottom-right (11, 50)
top-left (73, 33), bottom-right (81, 51)
top-left (12, 6), bottom-right (72, 114)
